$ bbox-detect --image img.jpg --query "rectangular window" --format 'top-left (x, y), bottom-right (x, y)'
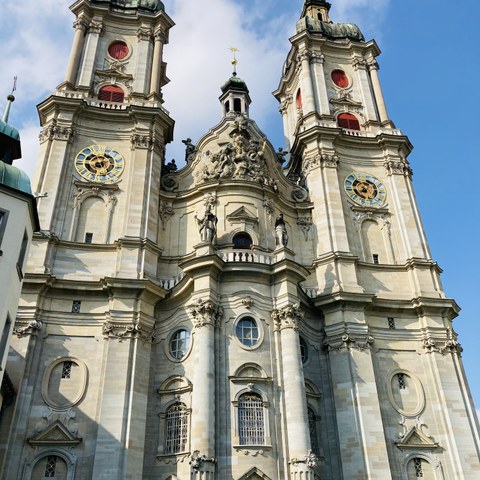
top-left (44, 455), bottom-right (57, 477)
top-left (0, 316), bottom-right (12, 361)
top-left (72, 300), bottom-right (81, 313)
top-left (372, 254), bottom-right (379, 264)
top-left (0, 209), bottom-right (8, 253)
top-left (16, 231), bottom-right (29, 279)
top-left (388, 317), bottom-right (396, 329)
top-left (61, 361), bottom-right (73, 380)
top-left (85, 232), bottom-right (93, 244)
top-left (413, 458), bottom-right (424, 477)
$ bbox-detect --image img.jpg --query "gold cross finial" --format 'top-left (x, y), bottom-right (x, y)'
top-left (230, 47), bottom-right (239, 74)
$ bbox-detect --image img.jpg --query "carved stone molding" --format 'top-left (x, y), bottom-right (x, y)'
top-left (189, 450), bottom-right (216, 471)
top-left (13, 319), bottom-right (43, 338)
top-left (290, 450), bottom-right (318, 470)
top-left (39, 123), bottom-right (75, 144)
top-left (302, 153), bottom-right (339, 176)
top-left (352, 56), bottom-right (367, 70)
top-left (322, 333), bottom-right (375, 352)
top-left (102, 321), bottom-right (154, 343)
top-left (88, 20), bottom-right (103, 35)
top-left (423, 329), bottom-right (463, 356)
top-left (203, 193), bottom-right (217, 208)
top-left (137, 26), bottom-right (153, 40)
top-left (263, 199), bottom-right (275, 224)
top-left (310, 52), bottom-right (325, 64)
top-left (384, 159), bottom-right (413, 177)
top-left (159, 201), bottom-right (174, 230)
top-left (297, 217), bottom-right (313, 241)
top-left (188, 299), bottom-right (223, 328)
top-left (271, 304), bottom-right (303, 331)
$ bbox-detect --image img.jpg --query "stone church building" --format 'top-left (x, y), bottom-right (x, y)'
top-left (1, 0), bottom-right (479, 478)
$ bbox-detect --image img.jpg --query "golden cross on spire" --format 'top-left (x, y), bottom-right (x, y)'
top-left (230, 47), bottom-right (239, 74)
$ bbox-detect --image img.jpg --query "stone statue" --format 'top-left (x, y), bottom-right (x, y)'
top-left (162, 159), bottom-right (177, 174)
top-left (195, 205), bottom-right (218, 243)
top-left (276, 147), bottom-right (288, 165)
top-left (182, 138), bottom-right (196, 162)
top-left (275, 213), bottom-right (288, 247)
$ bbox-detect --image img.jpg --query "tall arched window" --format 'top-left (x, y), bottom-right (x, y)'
top-left (164, 402), bottom-right (189, 454)
top-left (337, 112), bottom-right (360, 130)
top-left (238, 392), bottom-right (265, 445)
top-left (308, 407), bottom-right (319, 454)
top-left (98, 85), bottom-right (125, 103)
top-left (296, 89), bottom-right (303, 109)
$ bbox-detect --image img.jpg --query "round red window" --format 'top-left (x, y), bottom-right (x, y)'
top-left (108, 41), bottom-right (129, 60)
top-left (331, 69), bottom-right (349, 88)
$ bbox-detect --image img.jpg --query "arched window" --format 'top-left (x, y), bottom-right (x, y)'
top-left (108, 41), bottom-right (129, 60)
top-left (233, 232), bottom-right (252, 249)
top-left (308, 407), bottom-right (319, 455)
top-left (98, 85), bottom-right (125, 103)
top-left (31, 455), bottom-right (68, 480)
top-left (164, 402), bottom-right (189, 454)
top-left (234, 98), bottom-right (242, 113)
top-left (407, 457), bottom-right (435, 479)
top-left (331, 69), bottom-right (349, 88)
top-left (238, 392), bottom-right (265, 445)
top-left (296, 89), bottom-right (302, 109)
top-left (337, 112), bottom-right (360, 130)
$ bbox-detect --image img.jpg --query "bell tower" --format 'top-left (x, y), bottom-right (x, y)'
top-left (273, 1), bottom-right (480, 478)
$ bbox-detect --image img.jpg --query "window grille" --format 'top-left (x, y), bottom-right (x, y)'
top-left (413, 458), bottom-right (424, 477)
top-left (308, 407), bottom-right (319, 454)
top-left (397, 373), bottom-right (406, 390)
top-left (165, 403), bottom-right (189, 454)
top-left (72, 300), bottom-right (81, 313)
top-left (388, 317), bottom-right (396, 329)
top-left (238, 393), bottom-right (265, 445)
top-left (61, 361), bottom-right (73, 379)
top-left (44, 456), bottom-right (57, 477)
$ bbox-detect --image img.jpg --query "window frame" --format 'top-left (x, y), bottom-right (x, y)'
top-left (163, 402), bottom-right (190, 455)
top-left (0, 209), bottom-right (9, 254)
top-left (233, 315), bottom-right (264, 351)
top-left (165, 327), bottom-right (193, 363)
top-left (16, 230), bottom-right (28, 280)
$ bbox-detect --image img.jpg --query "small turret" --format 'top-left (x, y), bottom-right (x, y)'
top-left (301, 0), bottom-right (332, 23)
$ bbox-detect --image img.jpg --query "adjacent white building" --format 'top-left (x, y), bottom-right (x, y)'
top-left (0, 1), bottom-right (478, 479)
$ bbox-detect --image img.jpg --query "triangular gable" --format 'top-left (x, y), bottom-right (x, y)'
top-left (227, 206), bottom-right (258, 224)
top-left (238, 467), bottom-right (272, 480)
top-left (28, 420), bottom-right (82, 446)
top-left (396, 426), bottom-right (439, 450)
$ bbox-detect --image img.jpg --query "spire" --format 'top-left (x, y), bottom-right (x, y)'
top-left (2, 77), bottom-right (17, 124)
top-left (0, 77), bottom-right (21, 165)
top-left (301, 0), bottom-right (332, 22)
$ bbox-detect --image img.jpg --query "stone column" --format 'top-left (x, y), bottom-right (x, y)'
top-left (77, 19), bottom-right (103, 88)
top-left (149, 29), bottom-right (165, 96)
top-left (135, 27), bottom-right (153, 95)
top-left (352, 57), bottom-right (377, 123)
top-left (188, 299), bottom-right (222, 479)
top-left (65, 18), bottom-right (87, 86)
top-left (272, 304), bottom-right (317, 479)
top-left (298, 51), bottom-right (316, 116)
top-left (367, 60), bottom-right (389, 124)
top-left (311, 53), bottom-right (330, 116)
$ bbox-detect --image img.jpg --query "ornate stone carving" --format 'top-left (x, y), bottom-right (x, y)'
top-left (423, 329), bottom-right (463, 356)
top-left (263, 199), bottom-right (275, 224)
top-left (302, 153), bottom-right (339, 176)
top-left (32, 407), bottom-right (80, 445)
top-left (137, 26), bottom-right (153, 40)
top-left (242, 296), bottom-right (253, 309)
top-left (102, 321), bottom-right (154, 343)
top-left (89, 20), bottom-right (103, 35)
top-left (189, 450), bottom-right (216, 470)
top-left (39, 123), bottom-right (75, 143)
top-left (195, 204), bottom-right (218, 243)
top-left (297, 216), bottom-right (313, 241)
top-left (322, 333), bottom-right (375, 352)
top-left (291, 188), bottom-right (309, 202)
top-left (290, 450), bottom-right (318, 470)
top-left (310, 52), bottom-right (325, 64)
top-left (196, 116), bottom-right (271, 185)
top-left (159, 201), bottom-right (174, 230)
top-left (271, 304), bottom-right (303, 331)
top-left (384, 159), bottom-right (413, 177)
top-left (13, 319), bottom-right (43, 338)
top-left (352, 56), bottom-right (367, 70)
top-left (73, 19), bottom-right (88, 32)
top-left (188, 299), bottom-right (223, 328)
top-left (131, 133), bottom-right (152, 150)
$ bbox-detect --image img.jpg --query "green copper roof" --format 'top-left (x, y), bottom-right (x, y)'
top-left (92, 0), bottom-right (165, 12)
top-left (298, 17), bottom-right (365, 42)
top-left (221, 73), bottom-right (249, 95)
top-left (0, 118), bottom-right (20, 142)
top-left (0, 162), bottom-right (32, 195)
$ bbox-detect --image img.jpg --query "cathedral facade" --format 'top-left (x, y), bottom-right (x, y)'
top-left (0, 1), bottom-right (479, 479)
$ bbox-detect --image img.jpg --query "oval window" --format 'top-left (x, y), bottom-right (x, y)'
top-left (331, 69), bottom-right (349, 88)
top-left (236, 317), bottom-right (259, 347)
top-left (170, 329), bottom-right (191, 359)
top-left (108, 41), bottom-right (129, 60)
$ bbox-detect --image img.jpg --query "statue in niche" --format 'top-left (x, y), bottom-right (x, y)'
top-left (182, 138), bottom-right (196, 162)
top-left (274, 213), bottom-right (288, 247)
top-left (195, 204), bottom-right (218, 243)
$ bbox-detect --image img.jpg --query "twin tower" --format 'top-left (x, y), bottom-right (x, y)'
top-left (1, 1), bottom-right (479, 479)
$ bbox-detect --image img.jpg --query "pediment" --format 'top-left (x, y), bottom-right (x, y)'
top-left (238, 467), bottom-right (272, 480)
top-left (28, 420), bottom-right (82, 446)
top-left (330, 95), bottom-right (363, 108)
top-left (396, 427), bottom-right (439, 450)
top-left (227, 206), bottom-right (258, 224)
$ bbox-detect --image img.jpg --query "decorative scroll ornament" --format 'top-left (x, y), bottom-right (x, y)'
top-left (271, 303), bottom-right (303, 331)
top-left (159, 201), bottom-right (174, 230)
top-left (189, 450), bottom-right (216, 470)
top-left (196, 115), bottom-right (271, 185)
top-left (102, 321), bottom-right (154, 343)
top-left (188, 299), bottom-right (223, 328)
top-left (423, 328), bottom-right (463, 356)
top-left (322, 332), bottom-right (375, 352)
top-left (13, 319), bottom-right (43, 338)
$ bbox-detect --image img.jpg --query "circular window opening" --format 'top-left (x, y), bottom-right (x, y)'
top-left (170, 329), bottom-right (191, 359)
top-left (236, 317), bottom-right (259, 347)
top-left (108, 41), bottom-right (129, 60)
top-left (331, 69), bottom-right (349, 88)
top-left (233, 232), bottom-right (252, 249)
top-left (299, 336), bottom-right (309, 364)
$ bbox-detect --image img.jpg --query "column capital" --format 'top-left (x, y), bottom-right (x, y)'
top-left (302, 152), bottom-right (339, 176)
top-left (310, 52), bottom-right (325, 64)
top-left (384, 159), bottom-right (413, 177)
top-left (352, 56), bottom-right (367, 71)
top-left (188, 298), bottom-right (223, 328)
top-left (137, 26), bottom-right (153, 41)
top-left (73, 19), bottom-right (88, 32)
top-left (88, 20), bottom-right (104, 35)
top-left (367, 59), bottom-right (380, 72)
top-left (153, 27), bottom-right (168, 43)
top-left (272, 303), bottom-right (303, 331)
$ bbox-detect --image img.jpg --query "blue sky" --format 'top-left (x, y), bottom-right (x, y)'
top-left (1, 0), bottom-right (479, 414)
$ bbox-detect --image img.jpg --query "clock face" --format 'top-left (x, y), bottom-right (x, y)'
top-left (74, 145), bottom-right (125, 183)
top-left (344, 172), bottom-right (386, 207)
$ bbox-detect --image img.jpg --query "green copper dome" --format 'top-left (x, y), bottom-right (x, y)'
top-left (92, 0), bottom-right (165, 12)
top-left (0, 162), bottom-right (32, 195)
top-left (221, 73), bottom-right (249, 95)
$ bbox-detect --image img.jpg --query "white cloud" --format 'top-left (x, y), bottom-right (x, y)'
top-left (0, 0), bottom-right (392, 173)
